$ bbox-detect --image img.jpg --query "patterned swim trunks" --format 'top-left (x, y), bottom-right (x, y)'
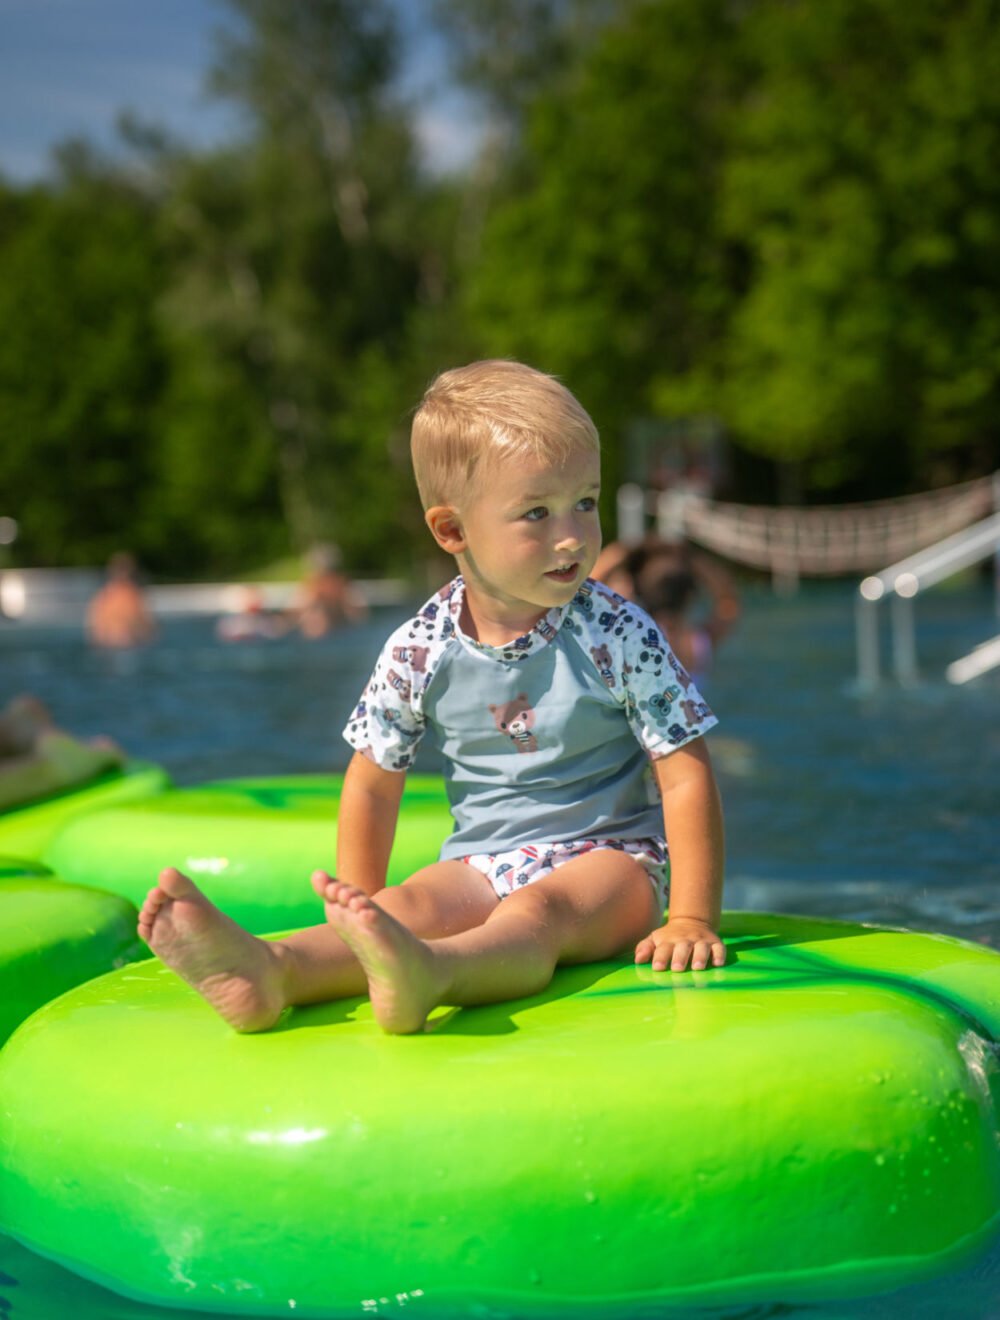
top-left (462, 837), bottom-right (668, 903)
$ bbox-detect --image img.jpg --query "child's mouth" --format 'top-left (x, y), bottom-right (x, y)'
top-left (545, 563), bottom-right (579, 583)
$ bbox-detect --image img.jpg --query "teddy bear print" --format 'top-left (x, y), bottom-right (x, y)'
top-left (386, 669), bottom-right (412, 701)
top-left (488, 693), bottom-right (538, 753)
top-left (680, 697), bottom-right (712, 725)
top-left (590, 644), bottom-right (616, 689)
top-left (392, 644), bottom-right (430, 673)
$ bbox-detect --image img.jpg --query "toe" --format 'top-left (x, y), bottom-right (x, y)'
top-left (157, 867), bottom-right (196, 899)
top-left (310, 869), bottom-right (333, 900)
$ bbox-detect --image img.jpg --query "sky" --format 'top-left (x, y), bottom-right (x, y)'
top-left (0, 0), bottom-right (486, 182)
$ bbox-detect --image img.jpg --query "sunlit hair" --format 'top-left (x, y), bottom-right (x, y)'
top-left (411, 360), bottom-right (600, 509)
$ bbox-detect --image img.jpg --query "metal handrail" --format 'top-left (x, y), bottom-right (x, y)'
top-left (855, 509), bottom-right (1000, 686)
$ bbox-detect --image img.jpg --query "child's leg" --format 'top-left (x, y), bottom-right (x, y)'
top-left (323, 850), bottom-right (661, 1034)
top-left (137, 862), bottom-right (498, 1032)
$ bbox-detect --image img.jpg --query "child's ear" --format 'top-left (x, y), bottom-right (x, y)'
top-left (425, 505), bottom-right (467, 554)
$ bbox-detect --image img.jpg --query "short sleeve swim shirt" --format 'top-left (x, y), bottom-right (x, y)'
top-left (343, 576), bottom-right (718, 859)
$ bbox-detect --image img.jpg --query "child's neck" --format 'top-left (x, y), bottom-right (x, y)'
top-left (459, 581), bottom-right (547, 647)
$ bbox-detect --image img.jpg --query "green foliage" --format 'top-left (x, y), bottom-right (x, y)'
top-left (3, 0), bottom-right (1000, 578)
top-left (430, 0), bottom-right (620, 128)
top-left (463, 0), bottom-right (1000, 497)
top-left (0, 167), bottom-right (167, 566)
top-left (151, 1), bottom-right (427, 571)
top-left (464, 0), bottom-right (745, 491)
top-left (716, 0), bottom-right (1000, 488)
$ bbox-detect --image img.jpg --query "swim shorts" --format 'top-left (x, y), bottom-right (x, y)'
top-left (462, 837), bottom-right (668, 904)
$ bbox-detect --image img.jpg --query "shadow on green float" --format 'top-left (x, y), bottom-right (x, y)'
top-left (2, 1229), bottom-right (1000, 1320)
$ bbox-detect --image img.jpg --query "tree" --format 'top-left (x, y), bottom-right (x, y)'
top-left (462, 0), bottom-right (745, 492)
top-left (155, 0), bottom-right (443, 573)
top-left (459, 0), bottom-right (1000, 500)
top-left (0, 155), bottom-right (168, 567)
top-left (431, 0), bottom-right (621, 133)
top-left (716, 0), bottom-right (1000, 490)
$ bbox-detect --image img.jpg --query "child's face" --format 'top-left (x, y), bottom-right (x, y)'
top-left (456, 445), bottom-right (602, 618)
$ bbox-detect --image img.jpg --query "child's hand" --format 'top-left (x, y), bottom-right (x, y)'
top-left (635, 917), bottom-right (726, 972)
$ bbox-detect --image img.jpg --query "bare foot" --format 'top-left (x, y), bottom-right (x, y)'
top-left (321, 880), bottom-right (447, 1034)
top-left (138, 868), bottom-right (286, 1032)
top-left (310, 868), bottom-right (343, 923)
top-left (310, 868), bottom-right (386, 925)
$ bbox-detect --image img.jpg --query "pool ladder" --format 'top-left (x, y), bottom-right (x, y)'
top-left (855, 505), bottom-right (1000, 686)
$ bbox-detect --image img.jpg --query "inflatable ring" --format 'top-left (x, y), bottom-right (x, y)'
top-left (0, 761), bottom-right (170, 861)
top-left (1, 912), bottom-right (998, 1314)
top-left (45, 775), bottom-right (454, 933)
top-left (0, 857), bottom-right (142, 1045)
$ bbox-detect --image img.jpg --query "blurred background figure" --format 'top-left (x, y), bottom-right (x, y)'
top-left (85, 553), bottom-right (157, 650)
top-left (593, 538), bottom-right (741, 682)
top-left (0, 694), bottom-right (123, 810)
top-left (215, 586), bottom-right (288, 643)
top-left (292, 544), bottom-right (368, 639)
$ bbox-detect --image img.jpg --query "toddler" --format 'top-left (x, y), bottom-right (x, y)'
top-left (139, 361), bottom-right (726, 1034)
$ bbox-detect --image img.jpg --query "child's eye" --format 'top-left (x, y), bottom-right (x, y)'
top-left (576, 497), bottom-right (598, 513)
top-left (523, 506), bottom-right (548, 521)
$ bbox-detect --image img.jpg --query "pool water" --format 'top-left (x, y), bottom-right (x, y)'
top-left (1, 581), bottom-right (998, 1318)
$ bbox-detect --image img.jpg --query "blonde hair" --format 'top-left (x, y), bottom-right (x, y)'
top-left (411, 360), bottom-right (600, 509)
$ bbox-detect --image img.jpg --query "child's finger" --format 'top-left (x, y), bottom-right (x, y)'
top-left (689, 939), bottom-right (727, 970)
top-left (634, 935), bottom-right (656, 964)
top-left (649, 941), bottom-right (674, 971)
top-left (669, 940), bottom-right (693, 971)
top-left (690, 941), bottom-right (712, 971)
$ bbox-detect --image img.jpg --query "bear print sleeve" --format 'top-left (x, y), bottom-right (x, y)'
top-left (342, 631), bottom-right (427, 772)
top-left (585, 585), bottom-right (718, 758)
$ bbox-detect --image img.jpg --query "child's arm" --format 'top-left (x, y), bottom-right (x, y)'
top-left (691, 550), bottom-right (741, 645)
top-left (335, 751), bottom-right (407, 895)
top-left (635, 738), bottom-right (726, 972)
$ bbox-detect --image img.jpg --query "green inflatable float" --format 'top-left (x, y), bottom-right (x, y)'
top-left (0, 761), bottom-right (170, 862)
top-left (45, 775), bottom-right (455, 932)
top-left (0, 856), bottom-right (143, 1046)
top-left (1, 912), bottom-right (998, 1315)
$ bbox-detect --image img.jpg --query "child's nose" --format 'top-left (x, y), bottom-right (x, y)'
top-left (554, 525), bottom-right (585, 552)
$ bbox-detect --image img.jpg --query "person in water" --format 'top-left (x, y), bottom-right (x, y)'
top-left (0, 695), bottom-right (124, 811)
top-left (138, 361), bottom-right (726, 1035)
top-left (593, 537), bottom-right (740, 683)
top-left (292, 543), bottom-right (368, 638)
top-left (85, 552), bottom-right (157, 650)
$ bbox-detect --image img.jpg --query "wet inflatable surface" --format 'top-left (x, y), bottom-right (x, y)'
top-left (44, 775), bottom-right (453, 933)
top-left (1, 912), bottom-right (997, 1316)
top-left (0, 761), bottom-right (170, 861)
top-left (0, 857), bottom-right (142, 1045)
